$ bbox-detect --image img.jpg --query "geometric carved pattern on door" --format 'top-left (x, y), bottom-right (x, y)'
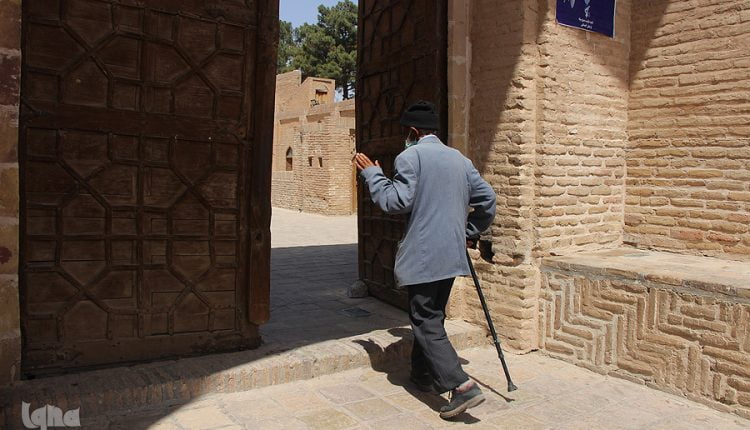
top-left (24, 0), bottom-right (248, 120)
top-left (356, 0), bottom-right (448, 309)
top-left (24, 129), bottom-right (242, 336)
top-left (20, 0), bottom-right (276, 374)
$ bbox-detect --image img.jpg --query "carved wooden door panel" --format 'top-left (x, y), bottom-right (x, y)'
top-left (356, 0), bottom-right (448, 309)
top-left (19, 0), bottom-right (277, 374)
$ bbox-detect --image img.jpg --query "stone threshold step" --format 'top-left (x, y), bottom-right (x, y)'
top-left (1, 320), bottom-right (486, 427)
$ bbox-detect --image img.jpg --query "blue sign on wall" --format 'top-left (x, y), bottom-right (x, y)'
top-left (556, 0), bottom-right (616, 38)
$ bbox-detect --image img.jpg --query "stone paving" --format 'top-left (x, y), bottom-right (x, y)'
top-left (109, 346), bottom-right (749, 429)
top-left (263, 207), bottom-right (410, 348)
top-left (271, 207), bottom-right (358, 247)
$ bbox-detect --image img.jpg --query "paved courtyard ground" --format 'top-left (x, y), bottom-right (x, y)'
top-left (263, 208), bottom-right (410, 349)
top-left (102, 209), bottom-right (749, 429)
top-left (111, 346), bottom-right (748, 430)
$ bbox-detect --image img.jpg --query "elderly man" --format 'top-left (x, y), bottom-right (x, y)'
top-left (354, 100), bottom-right (496, 419)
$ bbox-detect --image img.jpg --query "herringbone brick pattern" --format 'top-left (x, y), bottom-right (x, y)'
top-left (539, 263), bottom-right (750, 420)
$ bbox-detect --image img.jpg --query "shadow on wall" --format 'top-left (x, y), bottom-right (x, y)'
top-left (459, 0), bottom-right (670, 351)
top-left (629, 0), bottom-right (671, 84)
top-left (471, 0), bottom-right (670, 172)
top-left (468, 0), bottom-right (528, 175)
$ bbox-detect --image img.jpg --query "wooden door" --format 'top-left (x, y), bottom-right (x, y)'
top-left (356, 0), bottom-right (448, 309)
top-left (19, 0), bottom-right (277, 374)
top-left (350, 129), bottom-right (358, 214)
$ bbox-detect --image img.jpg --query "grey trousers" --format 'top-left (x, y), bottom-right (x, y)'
top-left (408, 277), bottom-right (469, 393)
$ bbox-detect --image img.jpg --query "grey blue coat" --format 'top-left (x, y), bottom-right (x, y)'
top-left (360, 135), bottom-right (496, 287)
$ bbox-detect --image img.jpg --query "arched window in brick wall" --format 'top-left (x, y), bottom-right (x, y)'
top-left (285, 147), bottom-right (293, 171)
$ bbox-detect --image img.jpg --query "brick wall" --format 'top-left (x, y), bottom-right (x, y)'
top-left (447, 0), bottom-right (470, 156)
top-left (454, 0), bottom-right (748, 351)
top-left (626, 1), bottom-right (750, 260)
top-left (275, 71), bottom-right (336, 117)
top-left (539, 253), bottom-right (750, 420)
top-left (275, 70), bottom-right (304, 113)
top-left (450, 0), bottom-right (632, 351)
top-left (456, 0), bottom-right (540, 351)
top-left (272, 117), bottom-right (302, 207)
top-left (271, 80), bottom-right (356, 215)
top-left (534, 0), bottom-right (631, 255)
top-left (447, 0), bottom-right (750, 419)
top-left (0, 0), bottom-right (21, 386)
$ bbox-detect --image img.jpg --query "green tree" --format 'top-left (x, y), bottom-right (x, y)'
top-left (277, 20), bottom-right (297, 73)
top-left (293, 0), bottom-right (357, 99)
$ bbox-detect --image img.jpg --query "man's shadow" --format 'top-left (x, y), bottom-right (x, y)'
top-left (353, 327), bottom-right (483, 424)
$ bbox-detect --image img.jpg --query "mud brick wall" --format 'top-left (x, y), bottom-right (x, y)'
top-left (309, 103), bottom-right (356, 214)
top-left (450, 0), bottom-right (632, 352)
top-left (274, 70), bottom-right (305, 113)
top-left (534, 0), bottom-right (631, 255)
top-left (626, 1), bottom-right (750, 260)
top-left (0, 0), bottom-right (21, 386)
top-left (539, 259), bottom-right (750, 420)
top-left (271, 100), bottom-right (356, 215)
top-left (458, 0), bottom-right (541, 351)
top-left (274, 71), bottom-right (336, 118)
top-left (271, 117), bottom-right (302, 207)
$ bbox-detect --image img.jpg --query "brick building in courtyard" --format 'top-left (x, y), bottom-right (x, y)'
top-left (271, 71), bottom-right (356, 215)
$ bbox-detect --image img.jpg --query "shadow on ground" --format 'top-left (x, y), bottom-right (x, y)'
top-left (1, 242), bottom-right (421, 429)
top-left (354, 328), bottom-right (489, 424)
top-left (101, 243), bottom-right (412, 428)
top-left (261, 244), bottom-right (409, 349)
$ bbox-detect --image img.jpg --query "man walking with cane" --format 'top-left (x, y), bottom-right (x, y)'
top-left (354, 100), bottom-right (496, 419)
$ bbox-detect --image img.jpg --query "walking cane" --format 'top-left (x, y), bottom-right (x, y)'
top-left (466, 249), bottom-right (518, 392)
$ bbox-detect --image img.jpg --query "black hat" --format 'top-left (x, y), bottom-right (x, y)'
top-left (400, 100), bottom-right (439, 130)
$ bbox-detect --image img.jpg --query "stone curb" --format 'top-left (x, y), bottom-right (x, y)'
top-left (542, 252), bottom-right (750, 302)
top-left (1, 320), bottom-right (487, 427)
